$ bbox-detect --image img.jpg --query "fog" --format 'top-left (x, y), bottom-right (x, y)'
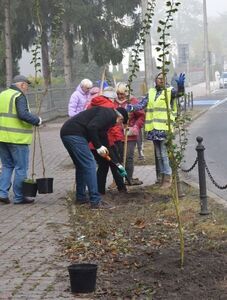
top-left (206, 0), bottom-right (227, 17)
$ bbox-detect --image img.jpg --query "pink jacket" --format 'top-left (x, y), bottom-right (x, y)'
top-left (115, 96), bottom-right (145, 142)
top-left (68, 84), bottom-right (90, 117)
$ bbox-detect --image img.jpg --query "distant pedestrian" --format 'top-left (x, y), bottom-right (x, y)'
top-left (60, 106), bottom-right (128, 209)
top-left (68, 78), bottom-right (93, 117)
top-left (0, 75), bottom-right (42, 204)
top-left (215, 70), bottom-right (220, 88)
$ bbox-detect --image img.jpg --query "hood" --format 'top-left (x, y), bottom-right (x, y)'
top-left (76, 84), bottom-right (88, 95)
top-left (89, 87), bottom-right (100, 100)
top-left (90, 95), bottom-right (115, 108)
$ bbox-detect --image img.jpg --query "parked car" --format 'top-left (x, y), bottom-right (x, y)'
top-left (219, 72), bottom-right (227, 88)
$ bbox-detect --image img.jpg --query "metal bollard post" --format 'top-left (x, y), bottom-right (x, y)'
top-left (184, 93), bottom-right (187, 112)
top-left (187, 92), bottom-right (190, 108)
top-left (196, 136), bottom-right (209, 215)
top-left (191, 91), bottom-right (193, 110)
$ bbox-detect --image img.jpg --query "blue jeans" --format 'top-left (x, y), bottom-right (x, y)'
top-left (61, 135), bottom-right (101, 205)
top-left (153, 140), bottom-right (172, 176)
top-left (0, 142), bottom-right (29, 202)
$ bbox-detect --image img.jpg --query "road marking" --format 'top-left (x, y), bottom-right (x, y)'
top-left (209, 97), bottom-right (227, 110)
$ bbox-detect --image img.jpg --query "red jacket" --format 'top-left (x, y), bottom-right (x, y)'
top-left (87, 96), bottom-right (122, 147)
top-left (115, 96), bottom-right (145, 142)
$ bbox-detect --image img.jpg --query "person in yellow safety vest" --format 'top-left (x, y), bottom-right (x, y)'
top-left (0, 75), bottom-right (42, 205)
top-left (126, 72), bottom-right (185, 189)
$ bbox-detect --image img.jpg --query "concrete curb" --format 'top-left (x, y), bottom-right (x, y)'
top-left (182, 178), bottom-right (227, 210)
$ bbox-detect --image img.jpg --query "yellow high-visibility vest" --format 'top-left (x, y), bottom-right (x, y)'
top-left (0, 88), bottom-right (33, 144)
top-left (145, 87), bottom-right (177, 132)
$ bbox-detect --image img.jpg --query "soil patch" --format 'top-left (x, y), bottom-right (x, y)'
top-left (62, 184), bottom-right (227, 299)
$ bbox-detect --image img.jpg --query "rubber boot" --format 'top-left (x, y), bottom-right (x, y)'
top-left (108, 180), bottom-right (117, 190)
top-left (155, 174), bottom-right (164, 185)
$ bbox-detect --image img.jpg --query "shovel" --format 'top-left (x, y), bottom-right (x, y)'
top-left (104, 155), bottom-right (131, 185)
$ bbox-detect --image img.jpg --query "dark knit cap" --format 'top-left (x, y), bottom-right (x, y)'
top-left (116, 107), bottom-right (128, 124)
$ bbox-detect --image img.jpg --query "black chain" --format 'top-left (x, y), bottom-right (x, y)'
top-left (181, 157), bottom-right (198, 173)
top-left (204, 160), bottom-right (227, 190)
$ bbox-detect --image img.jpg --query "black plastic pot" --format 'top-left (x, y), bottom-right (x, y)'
top-left (36, 178), bottom-right (54, 194)
top-left (22, 181), bottom-right (38, 197)
top-left (68, 263), bottom-right (97, 294)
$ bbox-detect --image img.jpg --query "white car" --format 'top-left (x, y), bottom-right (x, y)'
top-left (219, 72), bottom-right (227, 88)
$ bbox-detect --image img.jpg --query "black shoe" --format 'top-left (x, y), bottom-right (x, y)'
top-left (0, 197), bottom-right (10, 204)
top-left (14, 197), bottom-right (35, 204)
top-left (75, 199), bottom-right (89, 205)
top-left (118, 186), bottom-right (127, 193)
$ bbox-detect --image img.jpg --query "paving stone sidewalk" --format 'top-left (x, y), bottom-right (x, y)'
top-left (0, 120), bottom-right (155, 300)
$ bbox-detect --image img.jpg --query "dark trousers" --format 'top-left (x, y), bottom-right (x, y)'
top-left (92, 147), bottom-right (126, 194)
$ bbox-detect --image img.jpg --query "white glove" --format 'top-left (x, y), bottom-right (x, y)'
top-left (96, 146), bottom-right (109, 156)
top-left (38, 117), bottom-right (42, 126)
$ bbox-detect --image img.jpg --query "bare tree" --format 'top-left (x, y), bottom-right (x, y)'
top-left (63, 20), bottom-right (72, 88)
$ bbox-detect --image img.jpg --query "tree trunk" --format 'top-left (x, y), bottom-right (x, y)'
top-left (63, 20), bottom-right (72, 88)
top-left (41, 31), bottom-right (51, 88)
top-left (4, 0), bottom-right (13, 86)
top-left (141, 0), bottom-right (154, 89)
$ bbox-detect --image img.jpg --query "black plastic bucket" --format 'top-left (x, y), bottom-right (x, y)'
top-left (68, 263), bottom-right (97, 293)
top-left (22, 181), bottom-right (38, 197)
top-left (36, 178), bottom-right (54, 194)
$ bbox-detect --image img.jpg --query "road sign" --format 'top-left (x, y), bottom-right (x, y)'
top-left (178, 43), bottom-right (189, 64)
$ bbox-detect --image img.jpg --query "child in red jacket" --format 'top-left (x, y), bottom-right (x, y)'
top-left (115, 82), bottom-right (145, 185)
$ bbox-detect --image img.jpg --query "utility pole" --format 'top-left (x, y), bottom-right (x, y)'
top-left (141, 0), bottom-right (154, 91)
top-left (203, 0), bottom-right (210, 95)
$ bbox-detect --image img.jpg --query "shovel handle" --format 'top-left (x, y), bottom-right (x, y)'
top-left (103, 154), bottom-right (111, 161)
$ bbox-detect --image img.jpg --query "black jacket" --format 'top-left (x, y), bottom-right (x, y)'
top-left (60, 106), bottom-right (118, 149)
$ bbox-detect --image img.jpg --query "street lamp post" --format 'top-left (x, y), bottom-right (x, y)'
top-left (203, 0), bottom-right (210, 95)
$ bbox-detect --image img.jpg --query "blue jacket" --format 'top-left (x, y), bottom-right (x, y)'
top-left (11, 85), bottom-right (40, 126)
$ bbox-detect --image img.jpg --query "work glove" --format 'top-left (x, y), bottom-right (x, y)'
top-left (116, 164), bottom-right (127, 178)
top-left (127, 125), bottom-right (139, 136)
top-left (96, 80), bottom-right (109, 89)
top-left (38, 117), bottom-right (42, 126)
top-left (96, 145), bottom-right (109, 157)
top-left (175, 73), bottom-right (185, 92)
top-left (126, 104), bottom-right (134, 112)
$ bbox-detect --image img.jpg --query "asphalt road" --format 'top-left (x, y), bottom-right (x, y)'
top-left (183, 88), bottom-right (227, 201)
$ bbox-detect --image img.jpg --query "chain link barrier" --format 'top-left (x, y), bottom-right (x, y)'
top-left (181, 158), bottom-right (198, 173)
top-left (181, 155), bottom-right (227, 190)
top-left (204, 160), bottom-right (227, 190)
